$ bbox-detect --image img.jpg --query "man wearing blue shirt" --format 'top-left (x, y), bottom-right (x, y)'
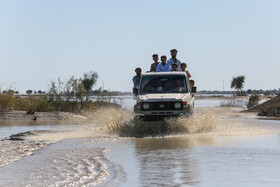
top-left (156, 56), bottom-right (171, 72)
top-left (167, 49), bottom-right (181, 71)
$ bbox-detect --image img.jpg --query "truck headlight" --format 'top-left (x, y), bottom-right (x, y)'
top-left (136, 102), bottom-right (141, 109)
top-left (143, 103), bottom-right (149, 110)
top-left (174, 102), bottom-right (181, 109)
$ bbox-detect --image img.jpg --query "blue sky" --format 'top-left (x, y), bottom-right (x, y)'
top-left (0, 0), bottom-right (279, 93)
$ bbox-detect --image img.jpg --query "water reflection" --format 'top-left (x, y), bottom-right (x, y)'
top-left (134, 137), bottom-right (214, 186)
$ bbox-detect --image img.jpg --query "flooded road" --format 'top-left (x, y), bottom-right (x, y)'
top-left (1, 134), bottom-right (280, 186)
top-left (1, 98), bottom-right (280, 186)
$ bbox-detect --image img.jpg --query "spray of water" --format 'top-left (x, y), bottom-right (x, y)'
top-left (117, 108), bottom-right (217, 137)
top-left (31, 106), bottom-right (280, 141)
top-left (30, 107), bottom-right (218, 140)
top-left (82, 107), bottom-right (132, 133)
top-left (175, 109), bottom-right (217, 133)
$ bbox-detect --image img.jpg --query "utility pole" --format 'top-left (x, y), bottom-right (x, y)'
top-left (102, 81), bottom-right (104, 91)
top-left (222, 80), bottom-right (225, 94)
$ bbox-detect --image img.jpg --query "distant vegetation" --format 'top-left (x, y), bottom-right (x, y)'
top-left (197, 89), bottom-right (280, 96)
top-left (0, 71), bottom-right (121, 113)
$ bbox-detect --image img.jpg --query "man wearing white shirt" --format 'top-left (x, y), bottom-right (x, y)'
top-left (167, 49), bottom-right (181, 71)
top-left (156, 56), bottom-right (171, 72)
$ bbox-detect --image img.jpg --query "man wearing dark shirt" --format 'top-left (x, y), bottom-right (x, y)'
top-left (150, 54), bottom-right (159, 72)
top-left (132, 67), bottom-right (142, 95)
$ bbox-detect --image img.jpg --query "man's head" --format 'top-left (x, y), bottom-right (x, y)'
top-left (175, 79), bottom-right (182, 86)
top-left (135, 67), bottom-right (142, 76)
top-left (152, 54), bottom-right (159, 63)
top-left (190, 79), bottom-right (195, 87)
top-left (172, 63), bottom-right (178, 71)
top-left (170, 49), bottom-right (178, 58)
top-left (161, 55), bottom-right (167, 64)
top-left (181, 63), bottom-right (187, 71)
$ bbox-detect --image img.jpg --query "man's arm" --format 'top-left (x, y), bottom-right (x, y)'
top-left (186, 71), bottom-right (191, 78)
top-left (132, 76), bottom-right (137, 88)
top-left (166, 65), bottom-right (171, 71)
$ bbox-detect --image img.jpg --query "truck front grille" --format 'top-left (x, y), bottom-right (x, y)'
top-left (141, 102), bottom-right (183, 111)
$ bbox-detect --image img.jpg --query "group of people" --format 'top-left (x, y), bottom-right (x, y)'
top-left (133, 49), bottom-right (195, 93)
top-left (149, 49), bottom-right (191, 78)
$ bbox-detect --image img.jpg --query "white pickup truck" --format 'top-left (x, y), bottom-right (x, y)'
top-left (134, 72), bottom-right (196, 120)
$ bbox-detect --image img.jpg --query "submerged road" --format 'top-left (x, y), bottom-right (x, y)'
top-left (1, 99), bottom-right (280, 186)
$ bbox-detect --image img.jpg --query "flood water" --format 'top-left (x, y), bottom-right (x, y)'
top-left (1, 97), bottom-right (280, 186)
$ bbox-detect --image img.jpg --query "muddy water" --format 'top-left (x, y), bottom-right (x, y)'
top-left (1, 100), bottom-right (280, 186)
top-left (1, 134), bottom-right (280, 186)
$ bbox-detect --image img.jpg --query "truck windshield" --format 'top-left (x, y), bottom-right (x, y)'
top-left (140, 75), bottom-right (188, 94)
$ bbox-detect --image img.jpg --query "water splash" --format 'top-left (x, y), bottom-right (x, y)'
top-left (31, 107), bottom-right (132, 141)
top-left (31, 106), bottom-right (280, 141)
top-left (83, 107), bottom-right (132, 133)
top-left (176, 109), bottom-right (217, 133)
top-left (117, 109), bottom-right (217, 137)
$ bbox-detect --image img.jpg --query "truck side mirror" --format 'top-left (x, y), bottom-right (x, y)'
top-left (191, 86), bottom-right (197, 93)
top-left (133, 88), bottom-right (138, 96)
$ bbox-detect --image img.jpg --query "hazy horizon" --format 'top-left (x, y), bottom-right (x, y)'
top-left (1, 0), bottom-right (279, 93)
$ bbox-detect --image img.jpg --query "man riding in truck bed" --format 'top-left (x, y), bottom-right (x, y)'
top-left (167, 49), bottom-right (182, 71)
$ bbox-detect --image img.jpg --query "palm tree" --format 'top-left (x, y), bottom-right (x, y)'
top-left (231, 75), bottom-right (245, 95)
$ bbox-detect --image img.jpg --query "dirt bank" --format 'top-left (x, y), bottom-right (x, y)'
top-left (246, 95), bottom-right (280, 112)
top-left (0, 110), bottom-right (87, 120)
top-left (245, 95), bottom-right (280, 119)
top-left (195, 95), bottom-right (271, 101)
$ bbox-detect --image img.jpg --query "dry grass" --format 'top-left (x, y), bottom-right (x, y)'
top-left (219, 100), bottom-right (246, 107)
top-left (0, 92), bottom-right (118, 113)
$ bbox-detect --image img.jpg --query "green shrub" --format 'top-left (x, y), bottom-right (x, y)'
top-left (247, 94), bottom-right (260, 108)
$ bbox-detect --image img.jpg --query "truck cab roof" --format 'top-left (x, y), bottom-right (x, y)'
top-left (142, 71), bottom-right (187, 76)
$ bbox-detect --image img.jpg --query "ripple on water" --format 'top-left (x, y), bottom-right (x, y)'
top-left (0, 138), bottom-right (127, 186)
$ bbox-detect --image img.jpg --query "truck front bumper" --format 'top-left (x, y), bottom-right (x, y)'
top-left (134, 105), bottom-right (192, 119)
